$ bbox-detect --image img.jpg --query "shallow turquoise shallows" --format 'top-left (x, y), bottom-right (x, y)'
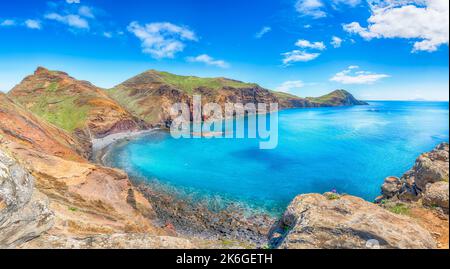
top-left (107, 101), bottom-right (449, 214)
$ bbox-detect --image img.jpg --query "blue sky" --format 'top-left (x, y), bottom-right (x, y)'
top-left (0, 0), bottom-right (448, 100)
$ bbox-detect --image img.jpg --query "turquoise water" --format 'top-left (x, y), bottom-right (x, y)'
top-left (108, 101), bottom-right (449, 214)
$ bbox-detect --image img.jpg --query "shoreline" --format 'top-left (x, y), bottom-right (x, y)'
top-left (91, 129), bottom-right (159, 163)
top-left (92, 129), bottom-right (160, 152)
top-left (92, 129), bottom-right (274, 246)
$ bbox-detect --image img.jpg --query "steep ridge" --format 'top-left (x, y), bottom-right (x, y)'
top-left (8, 67), bottom-right (145, 154)
top-left (108, 70), bottom-right (368, 126)
top-left (0, 93), bottom-right (86, 160)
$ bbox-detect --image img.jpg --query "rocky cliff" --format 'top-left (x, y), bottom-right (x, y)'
top-left (380, 142), bottom-right (449, 213)
top-left (108, 70), bottom-right (368, 126)
top-left (0, 149), bottom-right (54, 248)
top-left (0, 147), bottom-right (197, 249)
top-left (8, 67), bottom-right (146, 155)
top-left (1, 92), bottom-right (191, 248)
top-left (270, 143), bottom-right (449, 249)
top-left (7, 67), bottom-right (367, 131)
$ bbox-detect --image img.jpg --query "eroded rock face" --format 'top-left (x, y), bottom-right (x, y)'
top-left (0, 149), bottom-right (54, 248)
top-left (269, 194), bottom-right (436, 249)
top-left (379, 143), bottom-right (449, 211)
top-left (423, 182), bottom-right (449, 213)
top-left (410, 143), bottom-right (449, 192)
top-left (4, 142), bottom-right (160, 237)
top-left (20, 233), bottom-right (194, 249)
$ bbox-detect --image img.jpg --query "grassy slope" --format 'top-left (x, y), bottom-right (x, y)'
top-left (155, 71), bottom-right (259, 94)
top-left (108, 85), bottom-right (161, 123)
top-left (108, 70), bottom-right (261, 123)
top-left (272, 91), bottom-right (303, 100)
top-left (15, 82), bottom-right (91, 132)
top-left (307, 90), bottom-right (356, 105)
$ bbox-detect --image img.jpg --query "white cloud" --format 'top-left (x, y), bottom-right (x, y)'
top-left (332, 0), bottom-right (361, 7)
top-left (0, 19), bottom-right (15, 26)
top-left (295, 0), bottom-right (327, 18)
top-left (276, 80), bottom-right (305, 93)
top-left (24, 19), bottom-right (41, 30)
top-left (1, 19), bottom-right (41, 29)
top-left (186, 54), bottom-right (230, 68)
top-left (331, 36), bottom-right (343, 48)
top-left (78, 6), bottom-right (94, 18)
top-left (45, 13), bottom-right (90, 29)
top-left (255, 26), bottom-right (271, 39)
top-left (295, 0), bottom-right (361, 18)
top-left (283, 39), bottom-right (326, 65)
top-left (282, 50), bottom-right (321, 64)
top-left (103, 32), bottom-right (113, 38)
top-left (331, 66), bottom-right (390, 84)
top-left (295, 39), bottom-right (326, 50)
top-left (128, 21), bottom-right (197, 59)
top-left (44, 2), bottom-right (97, 31)
top-left (343, 0), bottom-right (449, 52)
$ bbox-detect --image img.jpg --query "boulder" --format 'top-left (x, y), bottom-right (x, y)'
top-left (381, 176), bottom-right (403, 199)
top-left (408, 143), bottom-right (449, 192)
top-left (0, 149), bottom-right (54, 248)
top-left (269, 193), bottom-right (436, 249)
top-left (379, 143), bottom-right (449, 202)
top-left (423, 181), bottom-right (449, 213)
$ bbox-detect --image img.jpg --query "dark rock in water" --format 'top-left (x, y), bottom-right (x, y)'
top-left (381, 176), bottom-right (403, 199)
top-left (0, 149), bottom-right (54, 248)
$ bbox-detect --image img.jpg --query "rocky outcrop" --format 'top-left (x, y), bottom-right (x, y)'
top-left (423, 182), bottom-right (449, 213)
top-left (3, 140), bottom-right (162, 237)
top-left (269, 193), bottom-right (437, 249)
top-left (379, 143), bottom-right (449, 212)
top-left (20, 233), bottom-right (194, 249)
top-left (408, 143), bottom-right (449, 192)
top-left (0, 149), bottom-right (54, 248)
